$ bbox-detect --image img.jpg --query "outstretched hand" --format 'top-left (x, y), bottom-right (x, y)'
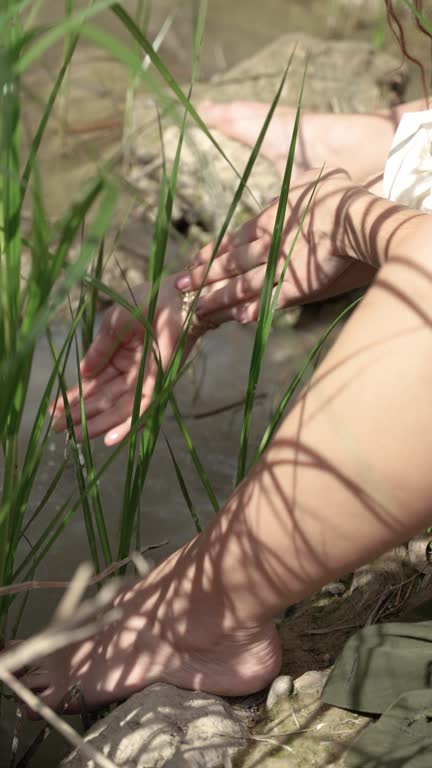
top-left (175, 168), bottom-right (376, 323)
top-left (51, 277), bottom-right (199, 446)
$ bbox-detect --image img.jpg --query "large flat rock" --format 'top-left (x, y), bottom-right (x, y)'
top-left (62, 683), bottom-right (247, 768)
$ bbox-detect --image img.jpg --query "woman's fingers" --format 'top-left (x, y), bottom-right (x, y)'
top-left (192, 201), bottom-right (278, 268)
top-left (176, 240), bottom-right (268, 291)
top-left (51, 374), bottom-right (133, 433)
top-left (50, 365), bottom-right (120, 418)
top-left (80, 305), bottom-right (142, 377)
top-left (104, 393), bottom-right (152, 446)
top-left (73, 389), bottom-right (136, 443)
top-left (192, 224), bottom-right (256, 268)
top-left (195, 263), bottom-right (283, 316)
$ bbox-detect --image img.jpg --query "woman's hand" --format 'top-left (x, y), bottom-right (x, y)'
top-left (175, 168), bottom-right (376, 323)
top-left (51, 277), bottom-right (202, 446)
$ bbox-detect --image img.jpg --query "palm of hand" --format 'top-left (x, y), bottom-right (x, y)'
top-left (52, 277), bottom-right (194, 445)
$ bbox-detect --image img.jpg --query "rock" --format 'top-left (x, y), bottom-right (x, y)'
top-left (196, 33), bottom-right (407, 111)
top-left (129, 34), bottom-right (408, 245)
top-left (294, 669), bottom-right (330, 696)
top-left (408, 534), bottom-right (432, 575)
top-left (321, 581), bottom-right (346, 596)
top-left (350, 546), bottom-right (410, 595)
top-left (266, 675), bottom-right (294, 710)
top-left (62, 683), bottom-right (247, 768)
top-left (239, 668), bottom-right (370, 768)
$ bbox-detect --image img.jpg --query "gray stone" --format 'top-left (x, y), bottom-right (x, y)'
top-left (321, 581), bottom-right (346, 596)
top-left (62, 683), bottom-right (247, 768)
top-left (408, 534), bottom-right (432, 575)
top-left (266, 675), bottom-right (294, 710)
top-left (197, 33), bottom-right (407, 112)
top-left (294, 669), bottom-right (330, 696)
top-left (350, 546), bottom-right (411, 595)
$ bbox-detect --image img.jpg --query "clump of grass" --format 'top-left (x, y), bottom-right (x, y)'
top-left (0, 0), bottom-right (253, 646)
top-left (0, 11), bottom-right (362, 765)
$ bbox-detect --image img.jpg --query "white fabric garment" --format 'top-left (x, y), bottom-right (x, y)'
top-left (383, 108), bottom-right (432, 211)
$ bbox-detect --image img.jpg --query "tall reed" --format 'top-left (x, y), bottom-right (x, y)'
top-left (0, 1), bottom-right (358, 671)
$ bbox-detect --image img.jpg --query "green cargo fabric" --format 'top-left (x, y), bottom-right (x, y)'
top-left (343, 689), bottom-right (432, 768)
top-left (321, 621), bottom-right (432, 715)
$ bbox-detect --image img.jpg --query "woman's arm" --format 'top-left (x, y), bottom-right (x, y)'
top-left (200, 98), bottom-right (427, 185)
top-left (303, 98), bottom-right (427, 184)
top-left (176, 168), bottom-right (424, 322)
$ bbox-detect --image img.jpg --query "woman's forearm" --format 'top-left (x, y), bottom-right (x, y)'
top-left (338, 184), bottom-right (426, 268)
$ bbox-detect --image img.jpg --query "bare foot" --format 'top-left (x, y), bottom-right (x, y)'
top-left (24, 548), bottom-right (281, 713)
top-left (199, 100), bottom-right (311, 177)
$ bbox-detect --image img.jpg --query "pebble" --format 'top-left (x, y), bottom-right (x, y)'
top-left (321, 581), bottom-right (346, 596)
top-left (266, 675), bottom-right (294, 710)
top-left (408, 534), bottom-right (432, 575)
top-left (294, 669), bottom-right (330, 696)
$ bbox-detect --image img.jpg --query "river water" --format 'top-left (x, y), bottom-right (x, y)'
top-left (0, 0), bottom-right (416, 764)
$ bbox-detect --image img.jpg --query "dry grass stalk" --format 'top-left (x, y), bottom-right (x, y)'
top-left (0, 541), bottom-right (167, 598)
top-left (0, 572), bottom-right (123, 675)
top-left (0, 563), bottom-right (142, 767)
top-left (2, 669), bottom-right (119, 768)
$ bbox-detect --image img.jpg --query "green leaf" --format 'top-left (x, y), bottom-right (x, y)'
top-left (236, 62), bottom-right (307, 482)
top-left (164, 432), bottom-right (202, 533)
top-left (170, 394), bottom-right (219, 513)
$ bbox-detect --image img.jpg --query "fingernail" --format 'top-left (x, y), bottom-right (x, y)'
top-left (176, 275), bottom-right (192, 290)
top-left (106, 431), bottom-right (118, 444)
top-left (196, 298), bottom-right (204, 313)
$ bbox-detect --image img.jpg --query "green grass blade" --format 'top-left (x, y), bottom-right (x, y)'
top-left (163, 432), bottom-right (202, 533)
top-left (162, 57), bottom-right (295, 398)
top-left (402, 2), bottom-right (432, 34)
top-left (11, 376), bottom-right (171, 584)
top-left (236, 64), bottom-right (307, 483)
top-left (2, 304), bottom-right (85, 590)
top-left (16, 0), bottom-right (118, 72)
top-left (81, 237), bottom-right (104, 353)
top-left (20, 34), bottom-right (79, 208)
top-left (74, 319), bottom-right (113, 567)
top-left (117, 172), bottom-right (168, 560)
top-left (117, 2), bottom-right (207, 558)
top-left (269, 168), bottom-right (324, 316)
top-left (170, 394), bottom-right (219, 512)
top-left (192, 0), bottom-right (208, 82)
top-left (21, 456), bottom-right (69, 536)
top-left (115, 63), bottom-right (296, 553)
top-left (79, 12), bottom-right (247, 186)
top-left (0, 179), bottom-right (117, 432)
top-left (254, 297), bottom-right (362, 462)
top-left (48, 329), bottom-right (101, 574)
top-left (117, 74), bottom-right (193, 560)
